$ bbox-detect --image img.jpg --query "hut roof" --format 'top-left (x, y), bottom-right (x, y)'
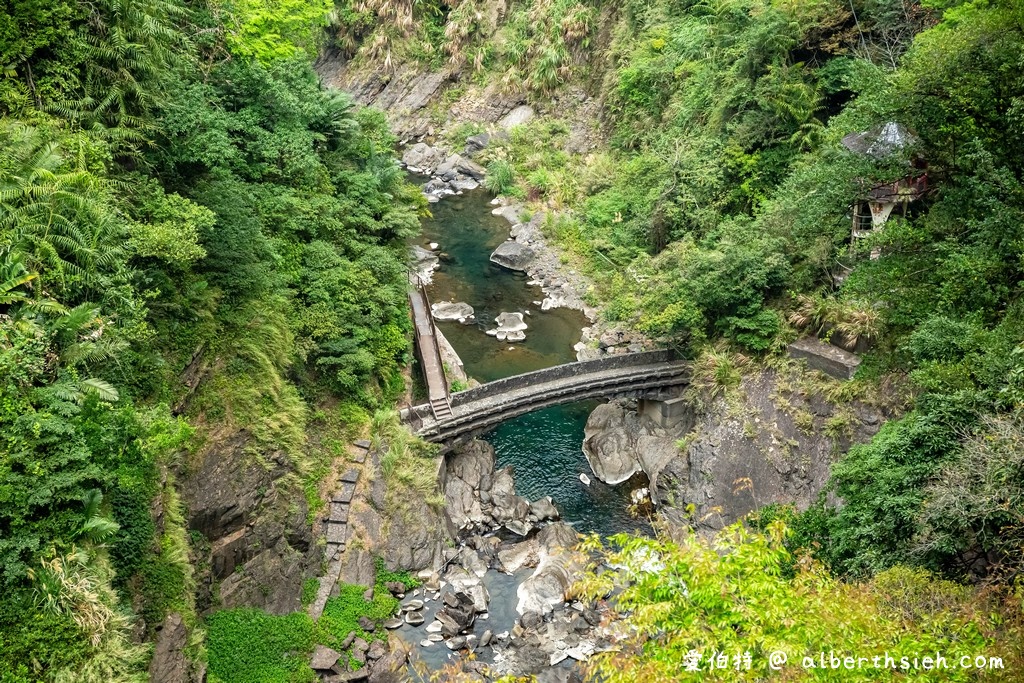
top-left (842, 122), bottom-right (918, 159)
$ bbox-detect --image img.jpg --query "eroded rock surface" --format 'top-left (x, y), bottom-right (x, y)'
top-left (431, 301), bottom-right (475, 322)
top-left (582, 403), bottom-right (644, 485)
top-left (444, 439), bottom-right (559, 538)
top-left (180, 432), bottom-right (318, 615)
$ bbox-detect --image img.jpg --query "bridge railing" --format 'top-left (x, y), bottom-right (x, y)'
top-left (448, 349), bottom-right (678, 408)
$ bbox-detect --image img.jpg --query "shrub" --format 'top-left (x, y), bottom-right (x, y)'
top-left (484, 159), bottom-right (515, 195)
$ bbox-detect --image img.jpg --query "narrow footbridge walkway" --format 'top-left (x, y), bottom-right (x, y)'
top-left (409, 282), bottom-right (453, 420)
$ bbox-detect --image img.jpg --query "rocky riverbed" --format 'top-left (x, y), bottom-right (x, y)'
top-left (397, 440), bottom-right (626, 680)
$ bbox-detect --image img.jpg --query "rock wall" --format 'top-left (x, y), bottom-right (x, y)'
top-left (335, 445), bottom-right (455, 585)
top-left (582, 367), bottom-right (890, 532)
top-left (179, 431), bottom-right (320, 615)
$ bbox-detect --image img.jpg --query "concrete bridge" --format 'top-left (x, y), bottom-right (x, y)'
top-left (405, 287), bottom-right (691, 443)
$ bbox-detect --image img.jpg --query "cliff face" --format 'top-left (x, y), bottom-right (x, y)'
top-left (316, 53), bottom-right (606, 154)
top-left (179, 430), bottom-right (320, 615)
top-left (583, 365), bottom-right (894, 532)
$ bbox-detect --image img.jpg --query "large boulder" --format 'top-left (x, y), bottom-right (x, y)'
top-left (465, 132), bottom-right (491, 155)
top-left (490, 241), bottom-right (536, 272)
top-left (447, 439), bottom-right (495, 490)
top-left (431, 301), bottom-right (474, 322)
top-left (582, 403), bottom-right (642, 485)
top-left (537, 522), bottom-right (578, 551)
top-left (435, 153), bottom-right (487, 181)
top-left (529, 496), bottom-right (559, 522)
top-left (516, 553), bottom-right (572, 615)
top-left (494, 312), bottom-right (528, 332)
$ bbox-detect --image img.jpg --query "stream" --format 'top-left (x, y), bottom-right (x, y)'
top-left (403, 181), bottom-right (652, 674)
top-left (415, 186), bottom-right (652, 539)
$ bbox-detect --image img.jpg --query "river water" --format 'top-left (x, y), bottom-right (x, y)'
top-left (416, 187), bottom-right (652, 538)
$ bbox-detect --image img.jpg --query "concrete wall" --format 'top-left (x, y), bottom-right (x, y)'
top-left (788, 337), bottom-right (861, 380)
top-left (639, 396), bottom-right (696, 431)
top-left (449, 350), bottom-right (676, 408)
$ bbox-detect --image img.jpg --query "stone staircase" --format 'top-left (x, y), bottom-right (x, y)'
top-left (429, 395), bottom-right (453, 420)
top-left (308, 439), bottom-right (369, 620)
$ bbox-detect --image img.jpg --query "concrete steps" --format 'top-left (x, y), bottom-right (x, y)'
top-left (308, 440), bottom-right (370, 620)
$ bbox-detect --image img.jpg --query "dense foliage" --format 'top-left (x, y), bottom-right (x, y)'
top-left (1, 0), bottom-right (419, 679)
top-left (576, 524), bottom-right (1023, 681)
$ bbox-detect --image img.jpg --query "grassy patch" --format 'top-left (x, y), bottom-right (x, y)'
top-left (371, 410), bottom-right (446, 516)
top-left (207, 609), bottom-right (316, 683)
top-left (207, 560), bottom-right (419, 682)
top-left (300, 578), bottom-right (319, 608)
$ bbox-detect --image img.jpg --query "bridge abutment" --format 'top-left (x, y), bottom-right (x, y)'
top-left (638, 396), bottom-right (696, 431)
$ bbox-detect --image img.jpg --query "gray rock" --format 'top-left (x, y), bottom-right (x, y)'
top-left (490, 241), bottom-right (536, 272)
top-left (367, 648), bottom-right (407, 683)
top-left (358, 616), bottom-right (375, 632)
top-left (431, 301), bottom-right (474, 322)
top-left (504, 517), bottom-right (533, 537)
top-left (494, 311), bottom-right (528, 332)
top-left (149, 613), bottom-right (197, 683)
top-left (537, 523), bottom-right (578, 551)
top-left (382, 618), bottom-right (403, 630)
top-left (520, 611), bottom-right (543, 630)
top-left (497, 540), bottom-right (539, 573)
top-left (366, 641), bottom-right (386, 661)
top-left (311, 645), bottom-right (343, 671)
top-left (435, 611), bottom-right (462, 638)
top-left (499, 105), bottom-right (536, 129)
top-left (465, 132), bottom-right (491, 154)
top-left (446, 636), bottom-right (467, 650)
top-left (468, 582), bottom-right (490, 614)
top-left (529, 496), bottom-right (559, 521)
top-left (435, 153), bottom-right (486, 181)
top-left (451, 177), bottom-right (480, 192)
top-left (460, 546), bottom-right (488, 578)
top-left (402, 142), bottom-right (448, 174)
top-left (405, 611), bottom-right (425, 626)
top-left (582, 403), bottom-right (642, 485)
top-left (517, 558), bottom-right (572, 616)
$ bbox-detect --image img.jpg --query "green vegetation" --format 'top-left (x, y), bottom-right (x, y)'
top-left (207, 610), bottom-right (316, 683)
top-left (372, 408), bottom-right (446, 514)
top-left (207, 561), bottom-right (417, 683)
top-left (576, 523), bottom-right (1023, 681)
top-left (1, 0), bottom-right (419, 679)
